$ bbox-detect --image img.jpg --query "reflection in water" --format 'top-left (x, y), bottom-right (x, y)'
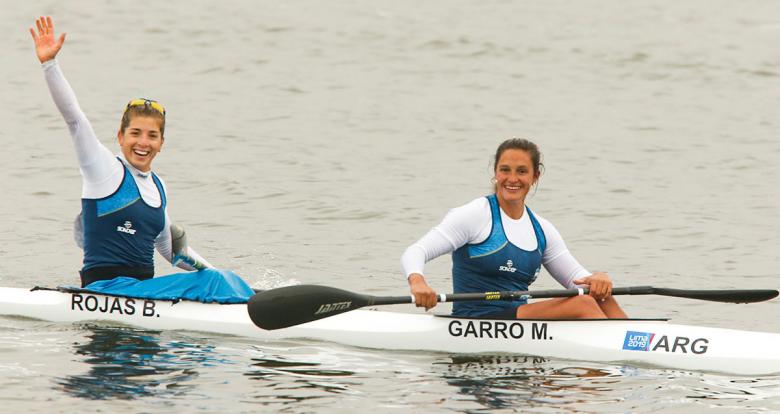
top-left (436, 355), bottom-right (620, 411)
top-left (57, 324), bottom-right (223, 400)
top-left (245, 348), bottom-right (357, 405)
top-left (690, 376), bottom-right (780, 402)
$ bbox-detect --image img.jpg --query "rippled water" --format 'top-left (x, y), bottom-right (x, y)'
top-left (1, 0), bottom-right (779, 412)
top-left (3, 318), bottom-right (780, 413)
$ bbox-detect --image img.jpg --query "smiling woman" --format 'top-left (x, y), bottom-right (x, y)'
top-left (401, 138), bottom-right (628, 319)
top-left (29, 16), bottom-right (213, 287)
top-left (118, 99), bottom-right (166, 172)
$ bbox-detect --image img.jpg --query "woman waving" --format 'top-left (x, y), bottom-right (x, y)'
top-left (30, 16), bottom-right (213, 287)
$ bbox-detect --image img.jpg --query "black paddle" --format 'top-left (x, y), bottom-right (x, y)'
top-left (247, 284), bottom-right (779, 330)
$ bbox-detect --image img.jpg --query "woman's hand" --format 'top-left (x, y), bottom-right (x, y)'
top-left (408, 273), bottom-right (438, 310)
top-left (30, 16), bottom-right (66, 64)
top-left (573, 272), bottom-right (613, 301)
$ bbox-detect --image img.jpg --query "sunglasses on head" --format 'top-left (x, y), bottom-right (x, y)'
top-left (126, 98), bottom-right (166, 116)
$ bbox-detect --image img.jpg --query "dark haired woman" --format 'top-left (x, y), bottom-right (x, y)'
top-left (402, 138), bottom-right (627, 318)
top-left (30, 16), bottom-right (213, 287)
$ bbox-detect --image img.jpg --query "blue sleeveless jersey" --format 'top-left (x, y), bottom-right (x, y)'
top-left (81, 161), bottom-right (166, 272)
top-left (451, 195), bottom-right (546, 317)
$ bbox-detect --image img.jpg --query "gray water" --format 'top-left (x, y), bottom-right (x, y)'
top-left (1, 1), bottom-right (779, 412)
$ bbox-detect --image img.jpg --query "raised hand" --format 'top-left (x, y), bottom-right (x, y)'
top-left (29, 16), bottom-right (66, 63)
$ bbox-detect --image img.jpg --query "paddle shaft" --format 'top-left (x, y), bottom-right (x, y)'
top-left (248, 284), bottom-right (779, 330)
top-left (369, 287), bottom-right (594, 305)
top-left (370, 285), bottom-right (779, 305)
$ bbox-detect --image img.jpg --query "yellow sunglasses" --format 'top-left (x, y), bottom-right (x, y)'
top-left (125, 98), bottom-right (166, 116)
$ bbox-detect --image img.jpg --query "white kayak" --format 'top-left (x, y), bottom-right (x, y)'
top-left (0, 286), bottom-right (778, 376)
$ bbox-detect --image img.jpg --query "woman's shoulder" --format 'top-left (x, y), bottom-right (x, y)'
top-left (434, 196), bottom-right (493, 244)
top-left (447, 195), bottom-right (491, 217)
top-left (438, 196), bottom-right (492, 233)
top-left (526, 206), bottom-right (551, 226)
top-left (526, 207), bottom-right (564, 241)
top-left (152, 171), bottom-right (167, 188)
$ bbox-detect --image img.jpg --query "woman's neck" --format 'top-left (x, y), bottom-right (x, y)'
top-left (496, 196), bottom-right (525, 220)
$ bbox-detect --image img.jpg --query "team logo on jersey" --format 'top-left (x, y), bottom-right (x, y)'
top-left (117, 221), bottom-right (137, 235)
top-left (498, 260), bottom-right (517, 273)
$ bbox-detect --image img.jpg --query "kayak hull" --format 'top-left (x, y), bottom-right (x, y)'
top-left (0, 287), bottom-right (777, 375)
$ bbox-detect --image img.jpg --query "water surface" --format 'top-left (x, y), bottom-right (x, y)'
top-left (1, 0), bottom-right (779, 412)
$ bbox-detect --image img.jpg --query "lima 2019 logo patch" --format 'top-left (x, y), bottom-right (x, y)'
top-left (622, 330), bottom-right (709, 354)
top-left (623, 331), bottom-right (654, 351)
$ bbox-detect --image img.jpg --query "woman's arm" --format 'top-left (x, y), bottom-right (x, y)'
top-left (401, 198), bottom-right (491, 278)
top-left (402, 230), bottom-right (455, 310)
top-left (32, 16), bottom-right (120, 195)
top-left (538, 216), bottom-right (616, 299)
top-left (155, 209), bottom-right (215, 271)
top-left (537, 217), bottom-right (590, 288)
top-left (401, 197), bottom-right (491, 309)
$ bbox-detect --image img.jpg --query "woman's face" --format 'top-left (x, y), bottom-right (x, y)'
top-left (494, 148), bottom-right (538, 206)
top-left (117, 116), bottom-right (164, 172)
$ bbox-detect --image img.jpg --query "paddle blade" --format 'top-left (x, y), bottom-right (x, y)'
top-left (248, 285), bottom-right (371, 330)
top-left (653, 288), bottom-right (779, 303)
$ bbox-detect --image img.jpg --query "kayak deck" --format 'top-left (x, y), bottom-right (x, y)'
top-left (0, 287), bottom-right (778, 376)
